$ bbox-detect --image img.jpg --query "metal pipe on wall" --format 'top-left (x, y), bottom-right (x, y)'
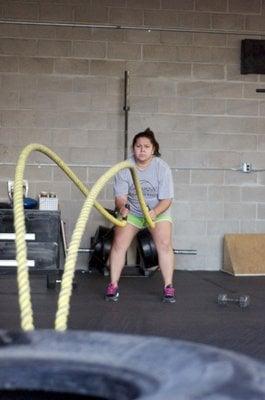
top-left (0, 162), bottom-right (264, 172)
top-left (0, 19), bottom-right (265, 37)
top-left (123, 70), bottom-right (130, 160)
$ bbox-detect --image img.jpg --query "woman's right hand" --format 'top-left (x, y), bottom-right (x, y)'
top-left (119, 203), bottom-right (130, 219)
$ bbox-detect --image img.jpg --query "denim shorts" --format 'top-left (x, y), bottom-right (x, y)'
top-left (127, 213), bottom-right (172, 229)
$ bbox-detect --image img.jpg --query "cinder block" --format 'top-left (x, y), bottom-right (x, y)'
top-left (143, 44), bottom-right (177, 61)
top-left (191, 170), bottom-right (224, 185)
top-left (193, 64), bottom-right (225, 80)
top-left (74, 5), bottom-right (109, 24)
top-left (0, 38), bottom-right (37, 56)
top-left (193, 99), bottom-right (226, 114)
top-left (127, 0), bottom-right (160, 9)
top-left (177, 46), bottom-right (211, 62)
top-left (161, 0), bottom-right (194, 10)
top-left (175, 185), bottom-right (207, 202)
top-left (178, 81), bottom-right (212, 97)
top-left (226, 99), bottom-right (259, 116)
top-left (224, 170), bottom-right (257, 185)
top-left (90, 60), bottom-right (126, 76)
top-left (19, 57), bottom-right (54, 74)
top-left (54, 59), bottom-right (89, 75)
top-left (193, 32), bottom-right (226, 47)
top-left (2, 110), bottom-right (34, 128)
top-left (0, 90), bottom-right (18, 109)
top-left (25, 165), bottom-right (53, 181)
top-left (223, 234), bottom-right (265, 275)
top-left (73, 41), bottom-right (106, 58)
top-left (108, 42), bottom-right (141, 60)
top-left (174, 220), bottom-right (206, 236)
top-left (207, 220), bottom-right (239, 236)
top-left (196, 0), bottom-right (227, 12)
top-left (126, 30), bottom-right (160, 44)
top-left (92, 28), bottom-right (125, 42)
top-left (227, 65), bottom-right (258, 82)
top-left (241, 187), bottom-right (265, 202)
top-left (208, 186), bottom-right (240, 202)
top-left (144, 10), bottom-right (177, 27)
top-left (130, 96), bottom-right (158, 113)
top-left (131, 77), bottom-right (176, 96)
top-left (40, 4), bottom-right (73, 22)
top-left (190, 202), bottom-right (224, 219)
top-left (37, 76), bottom-right (72, 92)
top-left (246, 16), bottom-right (265, 32)
top-left (110, 8), bottom-right (143, 25)
top-left (0, 56), bottom-right (18, 72)
top-left (177, 12), bottom-right (211, 29)
top-left (158, 97), bottom-right (192, 113)
top-left (224, 203), bottom-right (256, 220)
top-left (229, 0), bottom-right (261, 14)
top-left (210, 48), bottom-right (238, 63)
top-left (38, 40), bottom-right (71, 57)
top-left (73, 77), bottom-right (106, 94)
top-left (4, 2), bottom-right (39, 20)
top-left (158, 62), bottom-right (192, 78)
top-left (160, 31), bottom-right (192, 45)
top-left (211, 82), bottom-right (243, 98)
top-left (212, 13), bottom-right (245, 30)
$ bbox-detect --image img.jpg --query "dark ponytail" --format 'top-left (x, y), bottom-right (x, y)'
top-left (132, 128), bottom-right (161, 157)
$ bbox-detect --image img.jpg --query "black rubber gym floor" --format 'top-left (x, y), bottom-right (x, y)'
top-left (0, 269), bottom-right (265, 362)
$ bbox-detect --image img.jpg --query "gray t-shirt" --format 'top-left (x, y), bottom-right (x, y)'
top-left (114, 156), bottom-right (174, 217)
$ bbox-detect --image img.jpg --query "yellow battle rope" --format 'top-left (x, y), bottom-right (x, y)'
top-left (13, 143), bottom-right (154, 331)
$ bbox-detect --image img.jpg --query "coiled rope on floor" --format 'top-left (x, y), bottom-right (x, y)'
top-left (13, 143), bottom-right (154, 331)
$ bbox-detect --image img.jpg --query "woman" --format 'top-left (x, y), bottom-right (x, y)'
top-left (105, 128), bottom-right (175, 303)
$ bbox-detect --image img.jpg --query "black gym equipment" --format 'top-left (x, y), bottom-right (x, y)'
top-left (1, 329), bottom-right (265, 399)
top-left (88, 225), bottom-right (114, 276)
top-left (137, 229), bottom-right (196, 268)
top-left (88, 224), bottom-right (151, 277)
top-left (217, 293), bottom-right (250, 308)
top-left (137, 229), bottom-right (159, 269)
top-left (46, 270), bottom-right (77, 290)
top-left (0, 209), bottom-right (65, 289)
top-left (88, 226), bottom-right (197, 277)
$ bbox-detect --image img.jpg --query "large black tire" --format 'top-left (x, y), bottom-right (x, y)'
top-left (0, 330), bottom-right (265, 399)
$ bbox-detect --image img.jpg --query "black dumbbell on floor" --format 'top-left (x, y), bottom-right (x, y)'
top-left (217, 293), bottom-right (250, 308)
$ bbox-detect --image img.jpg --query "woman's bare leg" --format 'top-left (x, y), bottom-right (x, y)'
top-left (149, 221), bottom-right (174, 286)
top-left (109, 223), bottom-right (139, 285)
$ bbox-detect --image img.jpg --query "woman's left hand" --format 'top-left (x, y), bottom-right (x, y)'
top-left (149, 209), bottom-right (157, 221)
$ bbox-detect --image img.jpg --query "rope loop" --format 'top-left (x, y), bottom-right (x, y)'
top-left (13, 143), bottom-right (154, 331)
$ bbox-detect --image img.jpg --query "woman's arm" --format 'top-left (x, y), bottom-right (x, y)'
top-left (115, 195), bottom-right (129, 218)
top-left (149, 199), bottom-right (172, 220)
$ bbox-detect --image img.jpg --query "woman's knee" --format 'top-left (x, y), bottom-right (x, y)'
top-left (156, 238), bottom-right (172, 253)
top-left (111, 227), bottom-right (136, 253)
top-left (111, 237), bottom-right (129, 253)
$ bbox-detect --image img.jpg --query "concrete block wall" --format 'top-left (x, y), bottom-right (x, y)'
top-left (1, 0), bottom-right (265, 270)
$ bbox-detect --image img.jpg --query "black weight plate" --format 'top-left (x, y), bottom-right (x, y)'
top-left (89, 226), bottom-right (113, 272)
top-left (137, 229), bottom-right (158, 268)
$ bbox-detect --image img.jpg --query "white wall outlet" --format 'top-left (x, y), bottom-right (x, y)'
top-left (241, 162), bottom-right (252, 173)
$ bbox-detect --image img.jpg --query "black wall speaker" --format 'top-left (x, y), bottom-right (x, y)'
top-left (241, 39), bottom-right (265, 74)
